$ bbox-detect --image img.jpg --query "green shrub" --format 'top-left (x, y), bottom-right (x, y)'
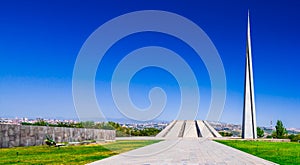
top-left (257, 127), bottom-right (264, 138)
top-left (44, 135), bottom-right (56, 146)
top-left (288, 134), bottom-right (300, 142)
top-left (219, 131), bottom-right (233, 137)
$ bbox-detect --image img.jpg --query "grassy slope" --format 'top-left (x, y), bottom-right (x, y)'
top-left (215, 140), bottom-right (300, 165)
top-left (0, 140), bottom-right (161, 165)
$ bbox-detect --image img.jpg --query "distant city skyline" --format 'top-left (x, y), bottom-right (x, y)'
top-left (0, 0), bottom-right (299, 128)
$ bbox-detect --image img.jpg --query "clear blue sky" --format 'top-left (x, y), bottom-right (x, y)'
top-left (0, 0), bottom-right (299, 128)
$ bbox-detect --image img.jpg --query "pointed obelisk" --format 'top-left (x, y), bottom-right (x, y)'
top-left (242, 11), bottom-right (257, 139)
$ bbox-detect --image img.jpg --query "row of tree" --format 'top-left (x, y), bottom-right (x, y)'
top-left (21, 120), bottom-right (161, 137)
top-left (257, 120), bottom-right (300, 142)
top-left (257, 120), bottom-right (287, 138)
top-left (107, 121), bottom-right (161, 136)
top-left (219, 120), bottom-right (299, 142)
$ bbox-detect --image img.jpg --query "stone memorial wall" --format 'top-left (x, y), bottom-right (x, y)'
top-left (0, 124), bottom-right (115, 148)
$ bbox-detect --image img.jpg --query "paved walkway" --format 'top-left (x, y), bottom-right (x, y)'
top-left (89, 138), bottom-right (277, 165)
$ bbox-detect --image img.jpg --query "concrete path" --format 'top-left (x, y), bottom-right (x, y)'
top-left (116, 136), bottom-right (164, 141)
top-left (89, 138), bottom-right (277, 165)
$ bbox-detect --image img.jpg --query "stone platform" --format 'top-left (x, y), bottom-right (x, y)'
top-left (89, 138), bottom-right (277, 165)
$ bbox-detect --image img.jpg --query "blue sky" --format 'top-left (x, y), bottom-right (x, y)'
top-left (0, 0), bottom-right (299, 128)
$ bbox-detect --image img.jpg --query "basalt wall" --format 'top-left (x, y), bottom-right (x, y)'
top-left (0, 124), bottom-right (115, 148)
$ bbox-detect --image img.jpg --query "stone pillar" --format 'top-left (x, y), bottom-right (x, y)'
top-left (242, 11), bottom-right (257, 139)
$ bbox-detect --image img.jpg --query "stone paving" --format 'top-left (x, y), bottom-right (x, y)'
top-left (89, 138), bottom-right (277, 165)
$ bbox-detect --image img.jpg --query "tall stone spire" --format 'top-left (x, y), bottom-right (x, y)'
top-left (242, 11), bottom-right (257, 139)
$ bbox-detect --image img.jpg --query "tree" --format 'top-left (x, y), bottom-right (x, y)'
top-left (33, 118), bottom-right (48, 126)
top-left (218, 131), bottom-right (233, 137)
top-left (288, 134), bottom-right (300, 142)
top-left (257, 127), bottom-right (264, 138)
top-left (275, 120), bottom-right (287, 138)
top-left (81, 121), bottom-right (95, 128)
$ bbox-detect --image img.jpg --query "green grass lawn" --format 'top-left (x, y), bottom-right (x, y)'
top-left (215, 140), bottom-right (300, 165)
top-left (0, 140), bottom-right (161, 165)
